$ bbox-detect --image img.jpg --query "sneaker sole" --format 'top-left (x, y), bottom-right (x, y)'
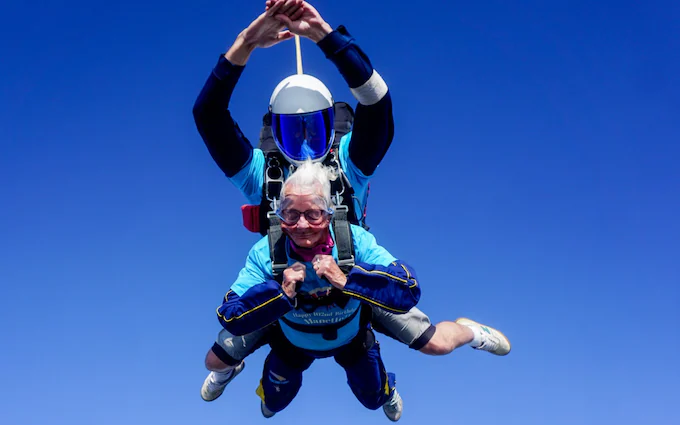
top-left (455, 317), bottom-right (511, 355)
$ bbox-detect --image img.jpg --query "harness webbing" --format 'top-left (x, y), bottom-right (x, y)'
top-left (331, 206), bottom-right (355, 274)
top-left (268, 212), bottom-right (288, 280)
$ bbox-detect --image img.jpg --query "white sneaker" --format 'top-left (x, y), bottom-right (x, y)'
top-left (261, 401), bottom-right (276, 418)
top-left (383, 388), bottom-right (403, 422)
top-left (200, 361), bottom-right (245, 402)
top-left (456, 318), bottom-right (511, 356)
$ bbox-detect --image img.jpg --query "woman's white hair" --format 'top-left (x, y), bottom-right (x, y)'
top-left (280, 160), bottom-right (337, 210)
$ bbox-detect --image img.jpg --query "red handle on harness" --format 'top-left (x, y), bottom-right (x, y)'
top-left (241, 205), bottom-right (261, 233)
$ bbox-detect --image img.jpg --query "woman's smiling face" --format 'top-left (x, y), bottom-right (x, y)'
top-left (279, 188), bottom-right (331, 248)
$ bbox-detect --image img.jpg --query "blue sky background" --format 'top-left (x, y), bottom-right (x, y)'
top-left (1, 1), bottom-right (679, 424)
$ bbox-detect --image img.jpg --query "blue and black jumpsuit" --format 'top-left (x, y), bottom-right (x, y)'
top-left (217, 226), bottom-right (420, 412)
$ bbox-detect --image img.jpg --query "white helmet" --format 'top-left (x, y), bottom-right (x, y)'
top-left (269, 74), bottom-right (336, 164)
top-left (269, 74), bottom-right (334, 114)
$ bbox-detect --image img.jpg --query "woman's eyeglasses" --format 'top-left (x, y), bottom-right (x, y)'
top-left (276, 208), bottom-right (333, 225)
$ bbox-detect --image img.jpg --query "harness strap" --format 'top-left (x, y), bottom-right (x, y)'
top-left (268, 212), bottom-right (287, 282)
top-left (323, 149), bottom-right (361, 227)
top-left (259, 153), bottom-right (286, 236)
top-left (279, 307), bottom-right (360, 341)
top-left (332, 206), bottom-right (355, 274)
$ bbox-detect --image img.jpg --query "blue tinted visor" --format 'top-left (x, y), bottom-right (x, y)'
top-left (272, 108), bottom-right (335, 162)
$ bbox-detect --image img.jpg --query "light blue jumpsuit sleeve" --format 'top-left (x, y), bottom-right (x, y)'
top-left (351, 225), bottom-right (397, 266)
top-left (228, 148), bottom-right (265, 205)
top-left (229, 236), bottom-right (273, 296)
top-left (338, 132), bottom-right (371, 218)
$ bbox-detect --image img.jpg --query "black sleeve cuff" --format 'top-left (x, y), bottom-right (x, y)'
top-left (317, 25), bottom-right (354, 58)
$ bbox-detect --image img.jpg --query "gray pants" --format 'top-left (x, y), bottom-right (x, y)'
top-left (212, 306), bottom-right (435, 365)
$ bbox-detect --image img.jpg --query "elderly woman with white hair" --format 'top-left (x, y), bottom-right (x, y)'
top-left (212, 160), bottom-right (419, 420)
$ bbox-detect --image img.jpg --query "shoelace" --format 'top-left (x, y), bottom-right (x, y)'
top-left (478, 333), bottom-right (500, 352)
top-left (385, 391), bottom-right (401, 411)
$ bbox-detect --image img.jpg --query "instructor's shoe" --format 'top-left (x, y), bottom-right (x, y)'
top-left (383, 388), bottom-right (403, 422)
top-left (456, 318), bottom-right (511, 356)
top-left (200, 361), bottom-right (245, 401)
top-left (261, 401), bottom-right (276, 418)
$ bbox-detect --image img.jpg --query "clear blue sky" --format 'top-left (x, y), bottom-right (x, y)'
top-left (2, 1), bottom-right (679, 424)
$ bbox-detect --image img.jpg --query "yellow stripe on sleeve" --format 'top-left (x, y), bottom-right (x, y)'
top-left (341, 289), bottom-right (408, 314)
top-left (216, 293), bottom-right (284, 323)
top-left (353, 265), bottom-right (418, 289)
